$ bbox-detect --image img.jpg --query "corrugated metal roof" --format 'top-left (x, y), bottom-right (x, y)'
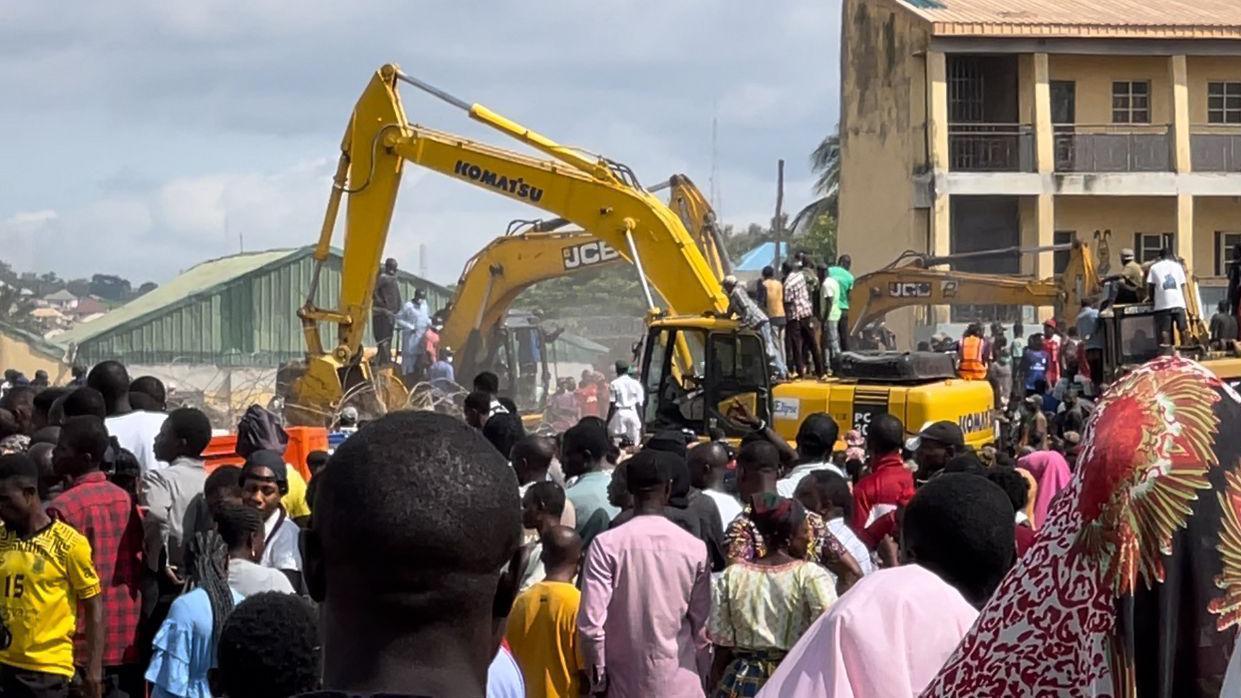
top-left (55, 248), bottom-right (296, 346)
top-left (895, 0), bottom-right (1241, 38)
top-left (55, 246), bottom-right (450, 348)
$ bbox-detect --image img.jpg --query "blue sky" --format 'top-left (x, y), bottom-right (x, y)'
top-left (0, 1), bottom-right (840, 285)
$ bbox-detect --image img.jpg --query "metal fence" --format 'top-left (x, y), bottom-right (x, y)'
top-left (1192, 126), bottom-right (1241, 172)
top-left (949, 124), bottom-right (1034, 172)
top-left (1054, 124), bottom-right (1171, 172)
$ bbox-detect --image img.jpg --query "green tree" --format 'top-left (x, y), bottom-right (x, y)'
top-left (0, 285), bottom-right (43, 335)
top-left (513, 265), bottom-right (647, 319)
top-left (810, 130), bottom-right (840, 217)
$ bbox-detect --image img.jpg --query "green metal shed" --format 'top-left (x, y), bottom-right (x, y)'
top-left (54, 247), bottom-right (450, 367)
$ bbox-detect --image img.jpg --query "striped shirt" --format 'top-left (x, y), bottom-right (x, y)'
top-left (784, 271), bottom-right (814, 321)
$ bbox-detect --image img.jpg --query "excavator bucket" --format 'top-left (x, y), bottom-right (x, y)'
top-left (280, 356), bottom-right (410, 427)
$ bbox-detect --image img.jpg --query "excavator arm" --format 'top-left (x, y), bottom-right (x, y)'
top-left (290, 64), bottom-right (726, 419)
top-left (438, 227), bottom-right (625, 353)
top-left (654, 175), bottom-right (730, 280)
top-left (848, 241), bottom-right (1102, 336)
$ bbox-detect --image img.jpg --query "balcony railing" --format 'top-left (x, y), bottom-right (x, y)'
top-left (1191, 125), bottom-right (1241, 172)
top-left (948, 123), bottom-right (1034, 172)
top-left (1054, 124), bottom-right (1171, 173)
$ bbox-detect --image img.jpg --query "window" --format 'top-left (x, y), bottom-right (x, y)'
top-left (1134, 232), bottom-right (1174, 265)
top-left (1216, 231), bottom-right (1241, 276)
top-left (1112, 81), bottom-right (1151, 124)
top-left (1208, 82), bottom-right (1241, 124)
top-left (1054, 231), bottom-right (1075, 274)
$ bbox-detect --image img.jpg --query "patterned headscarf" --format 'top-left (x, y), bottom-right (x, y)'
top-left (749, 492), bottom-right (806, 550)
top-left (924, 356), bottom-right (1241, 697)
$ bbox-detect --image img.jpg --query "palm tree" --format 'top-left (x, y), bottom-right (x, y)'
top-left (810, 131), bottom-right (840, 199)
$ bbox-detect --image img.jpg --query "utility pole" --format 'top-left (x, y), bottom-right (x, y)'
top-left (774, 159), bottom-right (785, 271)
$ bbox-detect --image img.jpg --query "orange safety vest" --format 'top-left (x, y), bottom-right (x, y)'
top-left (958, 335), bottom-right (988, 380)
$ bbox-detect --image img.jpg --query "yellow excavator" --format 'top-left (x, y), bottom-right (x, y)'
top-left (439, 174), bottom-right (730, 416)
top-left (285, 63), bottom-right (997, 446)
top-left (846, 240), bottom-right (1241, 386)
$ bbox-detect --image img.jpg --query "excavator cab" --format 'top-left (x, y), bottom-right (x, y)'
top-left (1096, 304), bottom-right (1163, 382)
top-left (641, 321), bottom-right (771, 439)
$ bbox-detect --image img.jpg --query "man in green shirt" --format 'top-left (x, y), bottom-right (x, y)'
top-left (828, 255), bottom-right (855, 351)
top-left (821, 273), bottom-right (843, 373)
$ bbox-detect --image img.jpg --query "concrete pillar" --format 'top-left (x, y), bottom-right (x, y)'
top-left (927, 51), bottom-right (950, 175)
top-left (930, 194), bottom-right (951, 325)
top-left (927, 49), bottom-right (952, 327)
top-left (1176, 193), bottom-right (1194, 269)
top-left (1033, 53), bottom-right (1055, 174)
top-left (1170, 55), bottom-right (1192, 173)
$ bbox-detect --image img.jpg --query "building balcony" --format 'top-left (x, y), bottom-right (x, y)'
top-left (949, 123), bottom-right (1034, 172)
top-left (1192, 126), bottom-right (1241, 172)
top-left (1053, 125), bottom-right (1171, 173)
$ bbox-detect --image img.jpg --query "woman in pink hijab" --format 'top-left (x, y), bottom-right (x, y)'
top-left (1016, 450), bottom-right (1071, 528)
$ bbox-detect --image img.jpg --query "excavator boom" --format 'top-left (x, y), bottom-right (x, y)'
top-left (289, 64), bottom-right (727, 421)
top-left (848, 241), bottom-right (1102, 336)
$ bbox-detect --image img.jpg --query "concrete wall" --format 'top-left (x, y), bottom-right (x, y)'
top-left (1054, 196), bottom-right (1176, 271)
top-left (1194, 197), bottom-right (1241, 277)
top-left (838, 0), bottom-right (931, 345)
top-left (0, 327), bottom-right (70, 384)
top-left (1048, 55), bottom-right (1173, 126)
top-left (1187, 56), bottom-right (1241, 125)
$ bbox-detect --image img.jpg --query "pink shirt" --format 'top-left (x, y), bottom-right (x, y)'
top-left (577, 514), bottom-right (711, 698)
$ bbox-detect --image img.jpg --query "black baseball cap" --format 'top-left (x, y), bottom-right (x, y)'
top-left (625, 449), bottom-right (676, 494)
top-left (645, 429), bottom-right (691, 460)
top-left (905, 421), bottom-right (965, 451)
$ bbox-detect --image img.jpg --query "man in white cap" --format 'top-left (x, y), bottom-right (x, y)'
top-left (722, 275), bottom-right (789, 379)
top-left (606, 360), bottom-right (644, 447)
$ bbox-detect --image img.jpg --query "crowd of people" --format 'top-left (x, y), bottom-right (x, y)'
top-left (720, 250), bottom-right (899, 383)
top-left (0, 361), bottom-right (319, 698)
top-left (6, 326), bottom-right (1241, 697)
top-left (920, 245), bottom-right (1222, 457)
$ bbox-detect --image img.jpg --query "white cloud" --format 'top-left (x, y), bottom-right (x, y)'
top-left (0, 0), bottom-right (841, 285)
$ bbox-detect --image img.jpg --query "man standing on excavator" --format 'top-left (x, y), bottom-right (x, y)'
top-left (396, 289), bottom-right (431, 382)
top-left (722, 275), bottom-right (788, 380)
top-left (371, 258), bottom-right (402, 365)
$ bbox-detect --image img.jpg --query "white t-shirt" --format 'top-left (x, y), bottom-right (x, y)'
top-left (776, 462), bottom-right (848, 498)
top-left (609, 374), bottom-right (644, 410)
top-left (703, 489), bottom-right (743, 534)
top-left (106, 411), bottom-right (169, 473)
top-left (828, 517), bottom-right (876, 576)
top-left (261, 511), bottom-right (303, 572)
top-left (228, 557), bottom-right (296, 598)
top-left (1145, 259), bottom-right (1187, 311)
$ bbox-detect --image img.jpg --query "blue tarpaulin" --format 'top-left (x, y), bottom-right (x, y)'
top-left (733, 242), bottom-right (792, 273)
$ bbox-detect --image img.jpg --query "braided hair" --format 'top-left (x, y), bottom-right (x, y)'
top-left (184, 529), bottom-right (234, 648)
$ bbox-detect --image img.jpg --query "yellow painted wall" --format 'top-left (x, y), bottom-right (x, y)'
top-left (1193, 197), bottom-right (1241, 278)
top-left (0, 329), bottom-right (70, 385)
top-left (1048, 55), bottom-right (1172, 126)
top-left (838, 0), bottom-right (930, 346)
top-left (1054, 196), bottom-right (1176, 271)
top-left (1187, 56), bottom-right (1241, 125)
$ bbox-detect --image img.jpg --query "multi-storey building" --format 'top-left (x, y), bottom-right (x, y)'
top-left (838, 0), bottom-right (1241, 344)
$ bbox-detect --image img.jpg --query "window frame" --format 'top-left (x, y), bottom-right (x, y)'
top-left (1054, 230), bottom-right (1075, 274)
top-left (1134, 232), bottom-right (1174, 265)
top-left (1215, 231), bottom-right (1241, 276)
top-left (1208, 82), bottom-right (1241, 125)
top-left (1112, 81), bottom-right (1151, 125)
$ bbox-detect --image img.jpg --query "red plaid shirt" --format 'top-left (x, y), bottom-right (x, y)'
top-left (47, 472), bottom-right (144, 667)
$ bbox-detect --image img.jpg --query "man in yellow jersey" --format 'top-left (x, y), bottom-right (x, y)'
top-left (505, 526), bottom-right (584, 698)
top-left (0, 453), bottom-right (103, 698)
